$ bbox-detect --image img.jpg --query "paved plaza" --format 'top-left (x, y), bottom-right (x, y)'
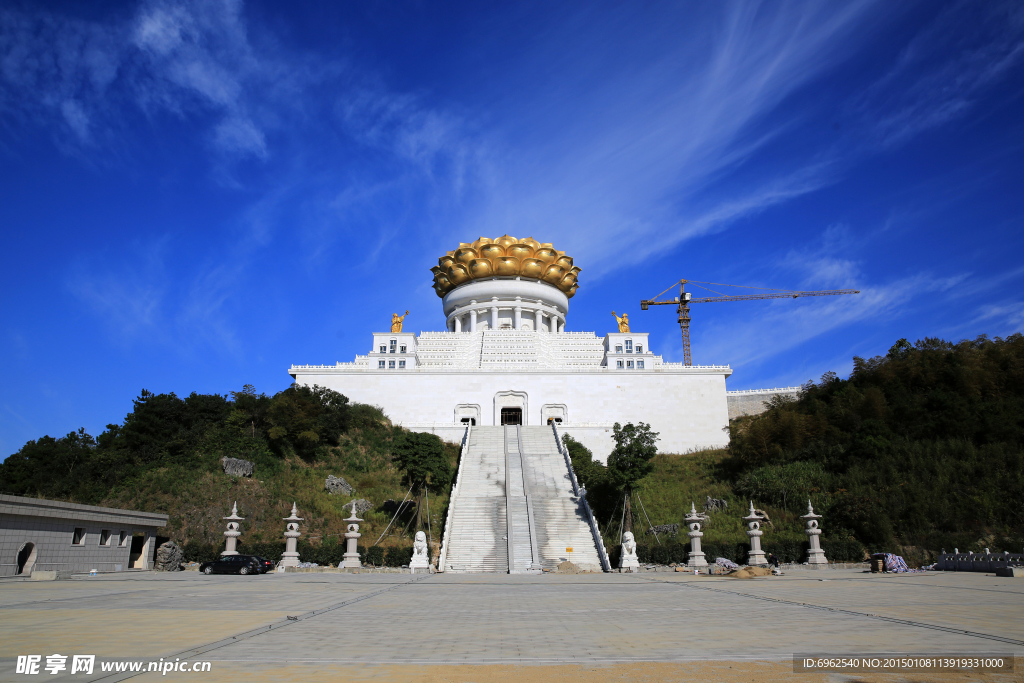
top-left (1, 567), bottom-right (1022, 682)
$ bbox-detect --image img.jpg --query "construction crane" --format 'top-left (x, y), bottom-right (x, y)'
top-left (640, 279), bottom-right (860, 366)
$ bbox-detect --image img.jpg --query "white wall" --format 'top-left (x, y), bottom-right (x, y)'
top-left (291, 368), bottom-right (731, 461)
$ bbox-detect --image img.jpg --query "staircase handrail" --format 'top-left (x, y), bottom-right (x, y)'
top-left (552, 424), bottom-right (611, 572)
top-left (438, 424), bottom-right (471, 572)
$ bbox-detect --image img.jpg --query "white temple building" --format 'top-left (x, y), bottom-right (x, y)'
top-left (290, 235), bottom-right (732, 461)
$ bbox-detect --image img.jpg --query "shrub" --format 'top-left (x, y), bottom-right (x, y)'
top-left (365, 546), bottom-right (385, 566)
top-left (384, 546), bottom-right (413, 567)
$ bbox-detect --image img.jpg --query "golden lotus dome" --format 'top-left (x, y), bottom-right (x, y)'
top-left (431, 235), bottom-right (580, 298)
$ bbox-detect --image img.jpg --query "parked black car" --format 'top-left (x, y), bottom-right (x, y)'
top-left (253, 556), bottom-right (275, 573)
top-left (198, 555), bottom-right (262, 575)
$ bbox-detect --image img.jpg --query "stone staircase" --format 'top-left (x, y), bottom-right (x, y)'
top-left (441, 425), bottom-right (605, 573)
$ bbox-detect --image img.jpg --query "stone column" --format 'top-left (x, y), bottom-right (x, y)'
top-left (558, 318), bottom-right (565, 333)
top-left (538, 310), bottom-right (547, 333)
top-left (342, 511), bottom-right (363, 569)
top-left (470, 306), bottom-right (477, 332)
top-left (685, 502), bottom-right (707, 568)
top-left (802, 500), bottom-right (828, 565)
top-left (454, 316), bottom-right (462, 333)
top-left (490, 298), bottom-right (499, 330)
top-left (743, 501), bottom-right (767, 566)
top-left (221, 501), bottom-right (244, 557)
top-left (280, 502), bottom-right (303, 569)
top-left (514, 305), bottom-right (522, 330)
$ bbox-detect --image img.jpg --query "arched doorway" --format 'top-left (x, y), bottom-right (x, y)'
top-left (16, 542), bottom-right (37, 575)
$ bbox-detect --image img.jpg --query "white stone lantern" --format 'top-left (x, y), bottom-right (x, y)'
top-left (221, 501), bottom-right (244, 557)
top-left (685, 502), bottom-right (707, 568)
top-left (342, 510), bottom-right (363, 569)
top-left (801, 500), bottom-right (828, 565)
top-left (280, 502), bottom-right (303, 569)
top-left (743, 501), bottom-right (767, 566)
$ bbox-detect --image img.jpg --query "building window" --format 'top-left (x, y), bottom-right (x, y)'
top-left (625, 339), bottom-right (633, 353)
top-left (615, 345), bottom-right (623, 353)
top-left (460, 417), bottom-right (477, 425)
top-left (636, 345), bottom-right (643, 354)
top-left (99, 530), bottom-right (111, 546)
top-left (627, 360), bottom-right (634, 368)
top-left (400, 345), bottom-right (407, 353)
top-left (72, 528), bottom-right (86, 545)
top-left (398, 360), bottom-right (406, 369)
top-left (379, 345), bottom-right (387, 353)
top-left (616, 360), bottom-right (624, 368)
top-left (389, 360), bottom-right (396, 369)
top-left (389, 339), bottom-right (397, 353)
top-left (638, 360), bottom-right (644, 369)
top-left (378, 360), bottom-right (386, 369)
top-left (119, 531), bottom-right (128, 547)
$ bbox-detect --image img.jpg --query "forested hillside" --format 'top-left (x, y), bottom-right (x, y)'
top-left (0, 384), bottom-right (458, 562)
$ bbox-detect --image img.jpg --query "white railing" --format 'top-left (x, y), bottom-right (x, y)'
top-left (437, 425), bottom-right (471, 573)
top-left (552, 423), bottom-right (611, 572)
top-left (727, 386), bottom-right (800, 395)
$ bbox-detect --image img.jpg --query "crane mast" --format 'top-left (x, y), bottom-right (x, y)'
top-left (640, 279), bottom-right (860, 366)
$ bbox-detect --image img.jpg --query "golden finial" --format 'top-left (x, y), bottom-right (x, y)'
top-left (391, 310), bottom-right (409, 333)
top-left (611, 311), bottom-right (630, 333)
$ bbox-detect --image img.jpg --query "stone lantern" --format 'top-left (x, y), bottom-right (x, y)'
top-left (801, 500), bottom-right (828, 565)
top-left (743, 501), bottom-right (767, 566)
top-left (221, 501), bottom-right (244, 557)
top-left (685, 502), bottom-right (707, 568)
top-left (341, 509), bottom-right (363, 569)
top-left (280, 502), bottom-right (303, 569)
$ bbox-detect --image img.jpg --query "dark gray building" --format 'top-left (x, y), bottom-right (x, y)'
top-left (1, 494), bottom-right (168, 577)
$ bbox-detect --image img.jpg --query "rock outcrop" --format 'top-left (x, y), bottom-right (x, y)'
top-left (343, 499), bottom-right (373, 514)
top-left (221, 457), bottom-right (254, 478)
top-left (325, 475), bottom-right (354, 495)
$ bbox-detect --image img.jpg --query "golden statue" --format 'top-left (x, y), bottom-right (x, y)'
top-left (611, 311), bottom-right (630, 333)
top-left (391, 310), bottom-right (409, 333)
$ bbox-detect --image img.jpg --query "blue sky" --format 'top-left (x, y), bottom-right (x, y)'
top-left (2, 0), bottom-right (1023, 457)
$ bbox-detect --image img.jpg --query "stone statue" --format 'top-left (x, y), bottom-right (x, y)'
top-left (611, 311), bottom-right (630, 333)
top-left (410, 530), bottom-right (429, 572)
top-left (391, 310), bottom-right (410, 333)
top-left (619, 531), bottom-right (639, 572)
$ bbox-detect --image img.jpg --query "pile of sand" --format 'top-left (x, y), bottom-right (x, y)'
top-left (726, 566), bottom-right (773, 579)
top-left (556, 561), bottom-right (582, 574)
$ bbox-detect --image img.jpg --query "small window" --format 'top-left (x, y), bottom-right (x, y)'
top-left (388, 360), bottom-right (396, 369)
top-left (637, 345), bottom-right (643, 354)
top-left (615, 345), bottom-right (623, 353)
top-left (638, 360), bottom-right (645, 369)
top-left (72, 528), bottom-right (86, 545)
top-left (119, 531), bottom-right (128, 547)
top-left (398, 360), bottom-right (406, 368)
top-left (379, 345), bottom-right (387, 353)
top-left (389, 339), bottom-right (397, 353)
top-left (400, 345), bottom-right (407, 353)
top-left (378, 360), bottom-right (386, 369)
top-left (625, 339), bottom-right (633, 353)
top-left (460, 417), bottom-right (477, 425)
top-left (547, 417), bottom-right (563, 425)
top-left (627, 360), bottom-right (634, 368)
top-left (99, 530), bottom-right (111, 546)
top-left (616, 360), bottom-right (624, 368)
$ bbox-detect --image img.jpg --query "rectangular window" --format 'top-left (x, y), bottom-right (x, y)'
top-left (72, 528), bottom-right (86, 545)
top-left (615, 345), bottom-right (623, 353)
top-left (388, 360), bottom-right (395, 369)
top-left (119, 531), bottom-right (128, 547)
top-left (616, 360), bottom-right (624, 368)
top-left (389, 339), bottom-right (397, 353)
top-left (379, 345), bottom-right (387, 353)
top-left (636, 345), bottom-right (643, 354)
top-left (378, 360), bottom-right (386, 369)
top-left (627, 360), bottom-right (634, 368)
top-left (400, 345), bottom-right (407, 353)
top-left (625, 339), bottom-right (633, 353)
top-left (398, 360), bottom-right (406, 368)
top-left (99, 530), bottom-right (111, 546)
top-left (638, 360), bottom-right (644, 369)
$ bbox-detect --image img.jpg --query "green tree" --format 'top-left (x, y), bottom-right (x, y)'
top-left (391, 431), bottom-right (452, 531)
top-left (606, 422), bottom-right (659, 534)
